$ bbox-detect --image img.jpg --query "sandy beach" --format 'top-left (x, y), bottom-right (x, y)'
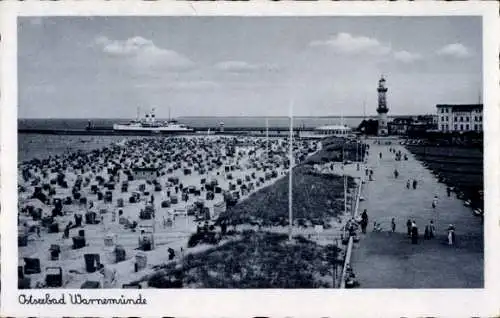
top-left (18, 135), bottom-right (324, 288)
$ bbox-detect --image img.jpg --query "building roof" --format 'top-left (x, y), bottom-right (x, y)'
top-left (315, 125), bottom-right (352, 131)
top-left (436, 104), bottom-right (483, 112)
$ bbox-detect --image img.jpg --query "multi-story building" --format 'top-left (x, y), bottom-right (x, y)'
top-left (388, 115), bottom-right (437, 135)
top-left (436, 104), bottom-right (483, 133)
top-left (388, 116), bottom-right (413, 135)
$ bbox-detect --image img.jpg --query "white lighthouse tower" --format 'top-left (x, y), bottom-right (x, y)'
top-left (376, 75), bottom-right (389, 136)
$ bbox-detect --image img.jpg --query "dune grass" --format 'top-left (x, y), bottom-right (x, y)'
top-left (148, 230), bottom-right (342, 288)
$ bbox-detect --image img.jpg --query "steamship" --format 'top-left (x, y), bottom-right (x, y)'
top-left (113, 108), bottom-right (194, 133)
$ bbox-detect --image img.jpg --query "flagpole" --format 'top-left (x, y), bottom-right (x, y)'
top-left (289, 99), bottom-right (294, 241)
top-left (266, 117), bottom-right (269, 160)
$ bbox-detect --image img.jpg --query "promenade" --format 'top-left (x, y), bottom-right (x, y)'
top-left (349, 139), bottom-right (483, 288)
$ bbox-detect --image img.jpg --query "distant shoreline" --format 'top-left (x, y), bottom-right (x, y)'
top-left (18, 115), bottom-right (430, 120)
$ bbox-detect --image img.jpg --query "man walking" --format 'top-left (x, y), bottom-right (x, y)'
top-left (411, 221), bottom-right (419, 244)
top-left (391, 218), bottom-right (396, 233)
top-left (361, 209), bottom-right (369, 234)
top-left (432, 195), bottom-right (438, 209)
top-left (406, 219), bottom-right (412, 237)
top-left (429, 220), bottom-right (435, 239)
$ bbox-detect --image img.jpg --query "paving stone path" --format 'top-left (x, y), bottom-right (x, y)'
top-left (349, 139), bottom-right (483, 288)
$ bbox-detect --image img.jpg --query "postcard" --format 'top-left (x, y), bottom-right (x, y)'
top-left (1, 1), bottom-right (499, 317)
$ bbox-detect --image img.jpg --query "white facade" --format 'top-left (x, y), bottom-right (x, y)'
top-left (314, 125), bottom-right (352, 137)
top-left (437, 104), bottom-right (483, 133)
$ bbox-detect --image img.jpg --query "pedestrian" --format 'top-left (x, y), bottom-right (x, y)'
top-left (394, 169), bottom-right (399, 179)
top-left (447, 224), bottom-right (455, 246)
top-left (391, 218), bottom-right (396, 232)
top-left (379, 152), bottom-right (382, 159)
top-left (361, 209), bottom-right (368, 234)
top-left (424, 225), bottom-right (430, 240)
top-left (446, 187), bottom-right (451, 197)
top-left (411, 222), bottom-right (419, 244)
top-left (412, 179), bottom-right (418, 190)
top-left (406, 179), bottom-right (411, 189)
top-left (361, 209), bottom-right (368, 223)
top-left (432, 195), bottom-right (438, 209)
top-left (406, 219), bottom-right (412, 237)
top-left (429, 220), bottom-right (435, 238)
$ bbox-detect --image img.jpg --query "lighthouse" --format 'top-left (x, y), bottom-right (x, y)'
top-left (376, 75), bottom-right (389, 136)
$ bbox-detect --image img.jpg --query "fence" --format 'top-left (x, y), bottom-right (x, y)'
top-left (340, 176), bottom-right (363, 288)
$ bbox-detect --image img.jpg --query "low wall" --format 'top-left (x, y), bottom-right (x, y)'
top-left (340, 177), bottom-right (362, 288)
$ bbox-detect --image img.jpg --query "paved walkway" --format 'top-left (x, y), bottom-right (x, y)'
top-left (350, 139), bottom-right (483, 288)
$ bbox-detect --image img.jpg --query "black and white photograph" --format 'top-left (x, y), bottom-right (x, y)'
top-left (1, 1), bottom-right (499, 317)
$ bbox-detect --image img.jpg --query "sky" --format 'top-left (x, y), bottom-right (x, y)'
top-left (18, 16), bottom-right (482, 118)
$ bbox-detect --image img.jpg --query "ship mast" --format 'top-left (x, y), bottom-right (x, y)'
top-left (363, 98), bottom-right (367, 121)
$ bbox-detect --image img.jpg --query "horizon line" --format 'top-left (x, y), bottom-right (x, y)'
top-left (18, 114), bottom-right (437, 120)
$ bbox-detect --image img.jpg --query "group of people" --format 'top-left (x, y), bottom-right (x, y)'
top-left (405, 219), bottom-right (440, 244)
top-left (406, 179), bottom-right (419, 190)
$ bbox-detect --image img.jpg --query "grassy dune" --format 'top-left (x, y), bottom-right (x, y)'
top-left (148, 231), bottom-right (342, 288)
top-left (218, 165), bottom-right (355, 226)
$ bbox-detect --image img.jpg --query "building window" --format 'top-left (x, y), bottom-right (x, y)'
top-left (474, 124), bottom-right (478, 130)
top-left (454, 124), bottom-right (458, 130)
top-left (454, 117), bottom-right (457, 122)
top-left (441, 125), bottom-right (444, 130)
top-left (441, 116), bottom-right (444, 121)
top-left (460, 116), bottom-right (463, 122)
top-left (479, 124), bottom-right (482, 130)
top-left (460, 124), bottom-right (464, 130)
top-left (466, 124), bottom-right (469, 130)
top-left (479, 116), bottom-right (482, 122)
top-left (466, 117), bottom-right (469, 122)
top-left (446, 124), bottom-right (449, 131)
top-left (474, 116), bottom-right (477, 121)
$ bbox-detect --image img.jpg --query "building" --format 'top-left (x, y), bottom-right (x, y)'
top-left (376, 76), bottom-right (389, 136)
top-left (388, 116), bottom-right (413, 135)
top-left (436, 104), bottom-right (483, 133)
top-left (388, 115), bottom-right (438, 136)
top-left (313, 125), bottom-right (352, 138)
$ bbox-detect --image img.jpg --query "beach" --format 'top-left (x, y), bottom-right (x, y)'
top-left (18, 134), bottom-right (347, 288)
